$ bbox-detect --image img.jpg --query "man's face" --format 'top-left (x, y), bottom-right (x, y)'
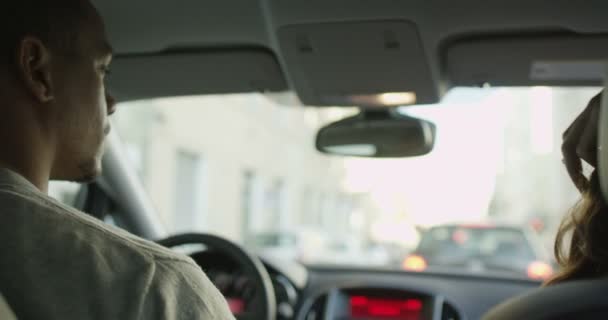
top-left (49, 4), bottom-right (115, 182)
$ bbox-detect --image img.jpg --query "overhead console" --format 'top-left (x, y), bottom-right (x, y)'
top-left (446, 34), bottom-right (608, 87)
top-left (298, 287), bottom-right (463, 320)
top-left (278, 21), bottom-right (442, 107)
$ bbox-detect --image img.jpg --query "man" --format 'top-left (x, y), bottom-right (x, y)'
top-left (0, 0), bottom-right (234, 319)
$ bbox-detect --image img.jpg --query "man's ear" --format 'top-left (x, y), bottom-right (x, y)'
top-left (16, 37), bottom-right (54, 103)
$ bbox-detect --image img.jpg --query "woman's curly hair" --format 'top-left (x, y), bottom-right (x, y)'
top-left (547, 171), bottom-right (608, 285)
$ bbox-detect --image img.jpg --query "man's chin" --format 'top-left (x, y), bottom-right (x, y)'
top-left (74, 161), bottom-right (102, 183)
top-left (51, 160), bottom-right (102, 184)
top-left (72, 171), bottom-right (101, 184)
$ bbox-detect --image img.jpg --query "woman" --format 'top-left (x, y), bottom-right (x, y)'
top-left (547, 91), bottom-right (605, 285)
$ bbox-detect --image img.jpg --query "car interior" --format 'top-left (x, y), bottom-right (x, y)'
top-left (12, 1), bottom-right (608, 320)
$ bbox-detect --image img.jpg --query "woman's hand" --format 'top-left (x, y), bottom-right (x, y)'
top-left (562, 91), bottom-right (603, 192)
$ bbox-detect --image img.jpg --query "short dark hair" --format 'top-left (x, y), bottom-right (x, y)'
top-left (0, 0), bottom-right (90, 66)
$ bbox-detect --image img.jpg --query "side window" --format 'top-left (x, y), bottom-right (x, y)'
top-left (48, 181), bottom-right (82, 208)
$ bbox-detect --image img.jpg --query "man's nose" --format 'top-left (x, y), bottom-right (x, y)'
top-left (106, 92), bottom-right (117, 115)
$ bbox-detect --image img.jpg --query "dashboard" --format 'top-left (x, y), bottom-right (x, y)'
top-left (188, 249), bottom-right (540, 320)
top-left (299, 287), bottom-right (449, 320)
top-left (297, 268), bottom-right (541, 320)
top-left (190, 250), bottom-right (301, 319)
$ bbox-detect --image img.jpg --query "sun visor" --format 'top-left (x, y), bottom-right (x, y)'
top-left (278, 21), bottom-right (440, 107)
top-left (447, 35), bottom-right (608, 87)
top-left (107, 49), bottom-right (287, 101)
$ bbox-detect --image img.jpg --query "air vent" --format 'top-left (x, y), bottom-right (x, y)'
top-left (301, 294), bottom-right (327, 320)
top-left (442, 302), bottom-right (460, 320)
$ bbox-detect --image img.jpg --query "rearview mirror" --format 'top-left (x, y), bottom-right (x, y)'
top-left (316, 109), bottom-right (436, 158)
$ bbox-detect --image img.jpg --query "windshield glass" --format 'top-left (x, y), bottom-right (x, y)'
top-left (113, 87), bottom-right (600, 281)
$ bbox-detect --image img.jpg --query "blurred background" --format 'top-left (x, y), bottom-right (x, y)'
top-left (50, 87), bottom-right (600, 281)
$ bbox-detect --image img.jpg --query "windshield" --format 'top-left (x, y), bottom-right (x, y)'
top-left (113, 87), bottom-right (600, 281)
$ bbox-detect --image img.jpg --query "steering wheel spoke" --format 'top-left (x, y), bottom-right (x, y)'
top-left (157, 233), bottom-right (276, 320)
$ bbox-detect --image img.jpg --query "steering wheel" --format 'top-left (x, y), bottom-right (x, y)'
top-left (157, 233), bottom-right (276, 320)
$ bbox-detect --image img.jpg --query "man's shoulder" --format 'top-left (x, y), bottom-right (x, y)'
top-left (0, 184), bottom-right (192, 266)
top-left (0, 186), bottom-right (235, 319)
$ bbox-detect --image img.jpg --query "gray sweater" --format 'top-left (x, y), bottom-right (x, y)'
top-left (0, 169), bottom-right (234, 320)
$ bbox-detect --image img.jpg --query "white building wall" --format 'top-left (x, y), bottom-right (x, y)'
top-left (114, 94), bottom-right (357, 243)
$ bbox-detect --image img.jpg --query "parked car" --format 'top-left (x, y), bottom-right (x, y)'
top-left (250, 230), bottom-right (391, 267)
top-left (248, 229), bottom-right (326, 263)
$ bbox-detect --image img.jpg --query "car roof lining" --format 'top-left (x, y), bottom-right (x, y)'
top-left (93, 0), bottom-right (608, 104)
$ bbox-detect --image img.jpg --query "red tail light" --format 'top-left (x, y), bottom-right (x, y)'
top-left (402, 254), bottom-right (427, 272)
top-left (527, 261), bottom-right (554, 280)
